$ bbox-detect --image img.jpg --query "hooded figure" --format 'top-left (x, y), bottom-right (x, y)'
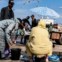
top-left (0, 19), bottom-right (20, 58)
top-left (26, 19), bottom-right (52, 62)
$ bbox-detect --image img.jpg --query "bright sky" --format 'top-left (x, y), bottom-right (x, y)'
top-left (0, 0), bottom-right (62, 24)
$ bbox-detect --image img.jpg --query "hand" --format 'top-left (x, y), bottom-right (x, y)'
top-left (12, 41), bottom-right (16, 44)
top-left (12, 39), bottom-right (16, 44)
top-left (9, 41), bottom-right (13, 46)
top-left (46, 56), bottom-right (49, 62)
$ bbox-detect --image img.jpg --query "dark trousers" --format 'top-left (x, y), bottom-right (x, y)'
top-left (55, 39), bottom-right (60, 45)
top-left (24, 35), bottom-right (29, 45)
top-left (34, 56), bottom-right (46, 62)
top-left (0, 51), bottom-right (2, 59)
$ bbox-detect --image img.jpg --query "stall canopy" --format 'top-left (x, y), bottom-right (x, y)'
top-left (30, 7), bottom-right (60, 18)
top-left (40, 19), bottom-right (54, 24)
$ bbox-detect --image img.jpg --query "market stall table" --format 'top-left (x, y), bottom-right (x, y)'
top-left (53, 45), bottom-right (62, 56)
top-left (10, 44), bottom-right (62, 54)
top-left (50, 31), bottom-right (62, 40)
top-left (1, 45), bottom-right (62, 62)
top-left (10, 44), bottom-right (26, 52)
top-left (10, 44), bottom-right (62, 53)
top-left (0, 60), bottom-right (24, 62)
top-left (50, 31), bottom-right (62, 44)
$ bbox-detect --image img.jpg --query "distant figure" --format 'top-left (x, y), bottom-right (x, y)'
top-left (22, 16), bottom-right (31, 45)
top-left (31, 15), bottom-right (37, 28)
top-left (22, 16), bottom-right (30, 26)
top-left (0, 12), bottom-right (1, 20)
top-left (1, 0), bottom-right (14, 20)
top-left (48, 23), bottom-right (53, 32)
top-left (16, 18), bottom-right (24, 44)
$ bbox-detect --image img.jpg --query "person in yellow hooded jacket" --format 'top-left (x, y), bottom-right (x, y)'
top-left (26, 19), bottom-right (53, 62)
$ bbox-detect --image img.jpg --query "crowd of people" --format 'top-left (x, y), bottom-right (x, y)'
top-left (0, 0), bottom-right (53, 62)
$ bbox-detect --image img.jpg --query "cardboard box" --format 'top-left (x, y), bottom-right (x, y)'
top-left (51, 32), bottom-right (60, 40)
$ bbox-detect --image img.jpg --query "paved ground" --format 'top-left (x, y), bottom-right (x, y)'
top-left (0, 45), bottom-right (62, 62)
top-left (0, 60), bottom-right (17, 62)
top-left (0, 60), bottom-right (24, 62)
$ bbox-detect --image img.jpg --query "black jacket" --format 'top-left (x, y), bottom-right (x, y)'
top-left (32, 19), bottom-right (37, 28)
top-left (1, 6), bottom-right (14, 20)
top-left (22, 18), bottom-right (30, 26)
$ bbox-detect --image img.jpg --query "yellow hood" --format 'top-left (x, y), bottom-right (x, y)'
top-left (38, 19), bottom-right (46, 28)
top-left (26, 19), bottom-right (52, 57)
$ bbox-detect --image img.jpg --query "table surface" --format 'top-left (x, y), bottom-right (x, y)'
top-left (0, 45), bottom-right (62, 62)
top-left (53, 45), bottom-right (62, 53)
top-left (10, 44), bottom-right (62, 53)
top-left (0, 60), bottom-right (24, 62)
top-left (50, 31), bottom-right (62, 33)
top-left (10, 44), bottom-right (26, 52)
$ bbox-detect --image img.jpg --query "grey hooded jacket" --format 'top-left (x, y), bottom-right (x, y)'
top-left (0, 19), bottom-right (16, 52)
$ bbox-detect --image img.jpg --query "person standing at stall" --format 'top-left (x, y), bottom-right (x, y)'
top-left (31, 15), bottom-right (37, 28)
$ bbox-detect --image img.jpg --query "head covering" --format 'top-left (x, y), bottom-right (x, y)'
top-left (31, 15), bottom-right (34, 17)
top-left (38, 19), bottom-right (46, 28)
top-left (14, 18), bottom-right (20, 23)
top-left (17, 18), bottom-right (22, 23)
top-left (14, 18), bottom-right (20, 30)
top-left (26, 16), bottom-right (30, 19)
top-left (9, 0), bottom-right (14, 5)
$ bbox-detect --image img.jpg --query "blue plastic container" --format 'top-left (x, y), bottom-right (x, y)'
top-left (48, 55), bottom-right (60, 62)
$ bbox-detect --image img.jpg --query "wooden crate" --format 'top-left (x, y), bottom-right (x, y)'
top-left (50, 32), bottom-right (60, 40)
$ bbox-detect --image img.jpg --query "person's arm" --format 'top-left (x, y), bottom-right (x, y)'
top-left (6, 23), bottom-right (15, 46)
top-left (35, 19), bottom-right (37, 26)
top-left (1, 8), bottom-right (5, 20)
top-left (11, 10), bottom-right (14, 19)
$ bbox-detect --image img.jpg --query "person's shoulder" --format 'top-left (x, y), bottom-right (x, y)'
top-left (31, 26), bottom-right (37, 30)
top-left (34, 19), bottom-right (37, 22)
top-left (2, 6), bottom-right (7, 9)
top-left (4, 19), bottom-right (15, 23)
top-left (1, 6), bottom-right (7, 11)
top-left (34, 18), bottom-right (36, 20)
top-left (22, 18), bottom-right (25, 21)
